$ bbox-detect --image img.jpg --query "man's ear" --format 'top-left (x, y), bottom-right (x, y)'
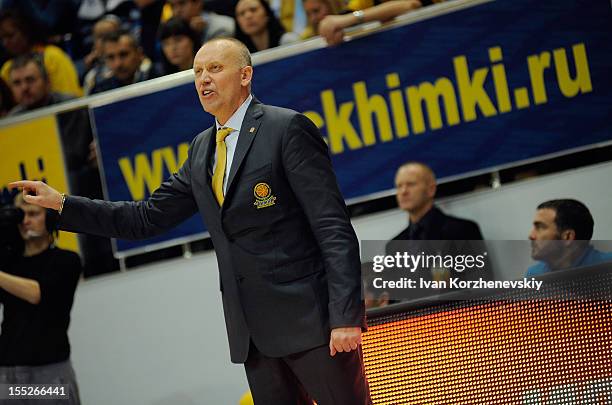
top-left (427, 182), bottom-right (437, 199)
top-left (561, 229), bottom-right (576, 241)
top-left (241, 66), bottom-right (253, 87)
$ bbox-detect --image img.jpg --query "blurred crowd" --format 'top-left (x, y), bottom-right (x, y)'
top-left (0, 0), bottom-right (444, 118)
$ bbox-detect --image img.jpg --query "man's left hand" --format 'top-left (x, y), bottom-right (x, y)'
top-left (329, 326), bottom-right (362, 356)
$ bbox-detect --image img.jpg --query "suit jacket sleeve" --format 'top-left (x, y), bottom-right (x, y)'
top-left (467, 221), bottom-right (484, 240)
top-left (281, 113), bottom-right (365, 329)
top-left (59, 138), bottom-right (199, 240)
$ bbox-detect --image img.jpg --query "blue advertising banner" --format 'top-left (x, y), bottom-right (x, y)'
top-left (93, 0), bottom-right (612, 255)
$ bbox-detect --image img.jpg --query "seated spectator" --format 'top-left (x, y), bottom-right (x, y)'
top-left (89, 30), bottom-right (160, 94)
top-left (82, 15), bottom-right (121, 95)
top-left (386, 162), bottom-right (487, 298)
top-left (158, 16), bottom-right (200, 75)
top-left (318, 0), bottom-right (422, 45)
top-left (7, 53), bottom-right (75, 115)
top-left (167, 0), bottom-right (235, 43)
top-left (390, 162), bottom-right (483, 241)
top-left (0, 9), bottom-right (82, 97)
top-left (8, 52), bottom-right (96, 185)
top-left (301, 0), bottom-right (346, 39)
top-left (0, 77), bottom-right (16, 117)
top-left (526, 199), bottom-right (612, 276)
top-left (74, 0), bottom-right (140, 61)
top-left (75, 0), bottom-right (168, 64)
top-left (7, 53), bottom-right (116, 276)
top-left (234, 0), bottom-right (300, 53)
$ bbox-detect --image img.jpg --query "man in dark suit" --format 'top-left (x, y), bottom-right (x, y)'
top-left (11, 38), bottom-right (370, 404)
top-left (385, 162), bottom-right (486, 299)
top-left (391, 162), bottom-right (483, 241)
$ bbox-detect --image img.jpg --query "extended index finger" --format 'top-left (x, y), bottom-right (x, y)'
top-left (8, 180), bottom-right (38, 190)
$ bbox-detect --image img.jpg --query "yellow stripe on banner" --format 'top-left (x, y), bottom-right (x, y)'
top-left (0, 115), bottom-right (80, 253)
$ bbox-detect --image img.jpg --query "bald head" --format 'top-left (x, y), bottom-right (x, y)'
top-left (198, 38), bottom-right (252, 69)
top-left (193, 38), bottom-right (254, 124)
top-left (398, 162), bottom-right (436, 184)
top-left (395, 162), bottom-right (437, 218)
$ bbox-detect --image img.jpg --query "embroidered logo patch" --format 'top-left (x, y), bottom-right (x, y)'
top-left (253, 182), bottom-right (276, 209)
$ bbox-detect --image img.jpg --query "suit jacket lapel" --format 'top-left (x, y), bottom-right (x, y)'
top-left (200, 126), bottom-right (218, 208)
top-left (224, 100), bottom-right (264, 201)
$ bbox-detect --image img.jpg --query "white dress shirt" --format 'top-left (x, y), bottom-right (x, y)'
top-left (213, 94), bottom-right (253, 195)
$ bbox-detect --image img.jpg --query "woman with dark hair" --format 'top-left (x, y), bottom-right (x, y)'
top-left (0, 9), bottom-right (82, 97)
top-left (234, 0), bottom-right (299, 53)
top-left (158, 17), bottom-right (201, 75)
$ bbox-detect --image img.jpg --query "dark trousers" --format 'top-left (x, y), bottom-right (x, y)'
top-left (244, 341), bottom-right (371, 405)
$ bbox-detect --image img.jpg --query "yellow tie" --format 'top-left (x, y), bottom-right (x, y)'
top-left (212, 127), bottom-right (234, 205)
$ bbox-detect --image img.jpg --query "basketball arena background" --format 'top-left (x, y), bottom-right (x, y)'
top-left (1, 0), bottom-right (611, 403)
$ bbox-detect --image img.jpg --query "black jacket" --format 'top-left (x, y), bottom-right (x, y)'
top-left (59, 99), bottom-right (365, 363)
top-left (391, 206), bottom-right (483, 241)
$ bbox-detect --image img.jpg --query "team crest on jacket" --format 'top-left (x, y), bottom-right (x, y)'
top-left (253, 182), bottom-right (276, 209)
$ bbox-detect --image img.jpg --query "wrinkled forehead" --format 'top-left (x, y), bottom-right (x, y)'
top-left (194, 41), bottom-right (240, 67)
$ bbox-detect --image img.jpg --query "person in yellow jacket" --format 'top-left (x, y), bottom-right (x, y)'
top-left (0, 9), bottom-right (82, 97)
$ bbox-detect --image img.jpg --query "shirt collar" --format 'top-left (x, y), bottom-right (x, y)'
top-left (216, 94), bottom-right (253, 133)
top-left (411, 205), bottom-right (439, 229)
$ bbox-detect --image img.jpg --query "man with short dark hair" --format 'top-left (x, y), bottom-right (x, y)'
top-left (90, 31), bottom-right (159, 94)
top-left (8, 53), bottom-right (115, 277)
top-left (82, 16), bottom-right (121, 95)
top-left (8, 53), bottom-right (91, 174)
top-left (527, 199), bottom-right (612, 276)
top-left (8, 53), bottom-right (65, 113)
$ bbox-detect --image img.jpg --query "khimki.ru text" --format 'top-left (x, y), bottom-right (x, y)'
top-left (372, 277), bottom-right (544, 291)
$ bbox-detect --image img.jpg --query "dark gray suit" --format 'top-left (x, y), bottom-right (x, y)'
top-left (59, 99), bottom-right (369, 403)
